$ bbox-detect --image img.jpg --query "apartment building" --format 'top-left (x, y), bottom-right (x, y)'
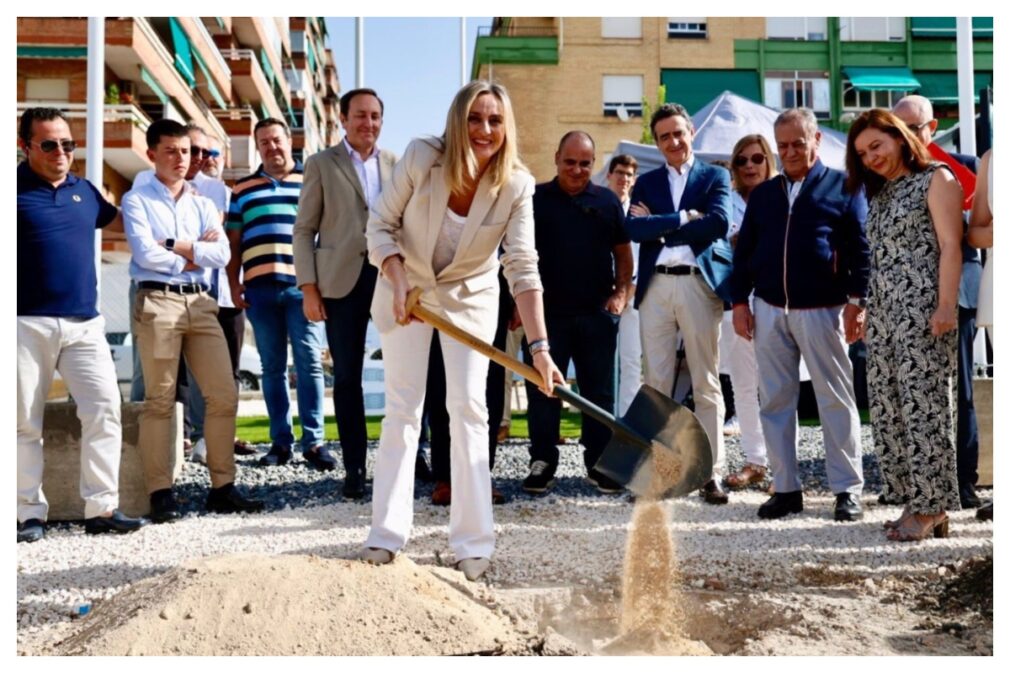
top-left (472, 17), bottom-right (993, 180)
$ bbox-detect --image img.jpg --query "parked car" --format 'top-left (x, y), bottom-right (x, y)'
top-left (105, 332), bottom-right (264, 391)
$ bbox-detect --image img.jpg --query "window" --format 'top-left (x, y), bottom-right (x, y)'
top-left (842, 85), bottom-right (909, 111)
top-left (602, 75), bottom-right (644, 117)
top-left (766, 17), bottom-right (827, 40)
top-left (601, 17), bottom-right (641, 39)
top-left (25, 78), bottom-right (70, 101)
top-left (764, 71), bottom-right (831, 119)
top-left (839, 17), bottom-right (905, 41)
top-left (668, 17), bottom-right (707, 39)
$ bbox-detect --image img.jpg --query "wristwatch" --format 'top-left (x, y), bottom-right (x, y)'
top-left (847, 296), bottom-right (867, 309)
top-left (165, 238), bottom-right (176, 252)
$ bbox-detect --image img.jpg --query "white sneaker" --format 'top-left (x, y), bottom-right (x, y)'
top-left (723, 416), bottom-right (741, 437)
top-left (457, 557), bottom-right (490, 581)
top-left (190, 438), bottom-right (207, 464)
top-left (359, 547), bottom-right (394, 565)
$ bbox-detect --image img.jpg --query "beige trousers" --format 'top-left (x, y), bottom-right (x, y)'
top-left (638, 273), bottom-right (725, 475)
top-left (133, 289), bottom-right (237, 492)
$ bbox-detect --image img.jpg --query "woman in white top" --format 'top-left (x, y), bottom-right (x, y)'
top-left (968, 148), bottom-right (993, 522)
top-left (361, 81), bottom-right (563, 580)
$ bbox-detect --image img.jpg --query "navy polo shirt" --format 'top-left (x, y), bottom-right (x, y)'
top-left (18, 162), bottom-right (118, 318)
top-left (533, 179), bottom-right (629, 317)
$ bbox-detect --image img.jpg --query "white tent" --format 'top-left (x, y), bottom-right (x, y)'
top-left (594, 91), bottom-right (850, 184)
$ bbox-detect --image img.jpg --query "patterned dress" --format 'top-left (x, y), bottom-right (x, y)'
top-left (865, 164), bottom-right (960, 513)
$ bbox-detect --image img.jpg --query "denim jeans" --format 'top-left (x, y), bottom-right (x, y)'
top-left (244, 281), bottom-right (325, 450)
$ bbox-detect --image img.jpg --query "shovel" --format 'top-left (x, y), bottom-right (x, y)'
top-left (403, 289), bottom-right (712, 499)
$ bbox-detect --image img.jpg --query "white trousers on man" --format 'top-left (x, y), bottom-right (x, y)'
top-left (638, 273), bottom-right (725, 476)
top-left (617, 302), bottom-right (643, 416)
top-left (366, 320), bottom-right (494, 560)
top-left (721, 309), bottom-right (767, 466)
top-left (17, 316), bottom-right (122, 522)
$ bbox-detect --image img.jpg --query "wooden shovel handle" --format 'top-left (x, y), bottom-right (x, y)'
top-left (404, 287), bottom-right (546, 389)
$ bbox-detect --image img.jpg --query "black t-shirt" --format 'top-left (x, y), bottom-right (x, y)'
top-left (532, 179), bottom-right (629, 317)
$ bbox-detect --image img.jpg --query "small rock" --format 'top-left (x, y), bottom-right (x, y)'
top-left (703, 577), bottom-right (725, 591)
top-left (863, 578), bottom-right (877, 594)
top-left (937, 567), bottom-right (948, 577)
top-left (242, 603), bottom-right (253, 614)
top-left (159, 607), bottom-right (172, 620)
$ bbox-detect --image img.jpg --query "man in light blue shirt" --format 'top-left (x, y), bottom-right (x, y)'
top-left (123, 119), bottom-right (263, 523)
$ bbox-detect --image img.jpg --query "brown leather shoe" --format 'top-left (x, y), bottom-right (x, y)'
top-left (496, 424), bottom-right (510, 443)
top-left (700, 479), bottom-right (729, 505)
top-left (431, 481), bottom-right (451, 506)
top-left (233, 438), bottom-right (257, 456)
top-left (723, 463), bottom-right (767, 490)
top-left (491, 485), bottom-right (506, 505)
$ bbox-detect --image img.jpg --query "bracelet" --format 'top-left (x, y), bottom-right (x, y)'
top-left (528, 338), bottom-right (550, 355)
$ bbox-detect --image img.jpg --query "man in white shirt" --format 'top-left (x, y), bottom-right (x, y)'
top-left (123, 119), bottom-right (263, 523)
top-left (606, 154), bottom-right (641, 417)
top-left (293, 88), bottom-right (397, 499)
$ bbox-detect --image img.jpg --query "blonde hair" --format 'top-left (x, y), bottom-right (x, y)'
top-left (442, 80), bottom-right (525, 198)
top-left (730, 133), bottom-right (778, 197)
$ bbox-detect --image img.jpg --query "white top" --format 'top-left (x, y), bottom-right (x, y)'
top-left (190, 172), bottom-right (234, 307)
top-left (786, 176), bottom-right (805, 209)
top-left (345, 138), bottom-right (382, 208)
top-left (729, 190), bottom-right (747, 239)
top-left (656, 155), bottom-right (697, 268)
top-left (431, 208), bottom-right (467, 276)
top-left (122, 178), bottom-right (229, 285)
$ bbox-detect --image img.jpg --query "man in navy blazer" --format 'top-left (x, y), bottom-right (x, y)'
top-left (625, 103), bottom-right (733, 505)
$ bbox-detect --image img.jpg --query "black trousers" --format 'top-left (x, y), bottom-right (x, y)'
top-left (957, 305), bottom-right (980, 490)
top-left (217, 307), bottom-right (246, 383)
top-left (427, 273), bottom-right (512, 482)
top-left (322, 261), bottom-right (377, 477)
top-left (525, 309), bottom-right (619, 472)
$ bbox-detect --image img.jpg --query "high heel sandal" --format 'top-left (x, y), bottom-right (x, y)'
top-left (885, 512), bottom-right (949, 541)
top-left (883, 506), bottom-right (912, 530)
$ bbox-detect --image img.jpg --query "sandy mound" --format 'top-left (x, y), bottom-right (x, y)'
top-left (54, 554), bottom-right (530, 656)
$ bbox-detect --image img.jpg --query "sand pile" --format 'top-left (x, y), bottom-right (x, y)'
top-left (54, 554), bottom-right (530, 656)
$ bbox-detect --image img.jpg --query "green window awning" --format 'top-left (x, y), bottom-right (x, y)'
top-left (191, 47), bottom-right (227, 109)
top-left (910, 17), bottom-right (993, 38)
top-left (168, 18), bottom-right (196, 88)
top-left (843, 67), bottom-right (920, 91)
top-left (140, 66), bottom-right (169, 105)
top-left (660, 69), bottom-right (761, 115)
top-left (915, 71), bottom-right (993, 103)
top-left (17, 45), bottom-right (87, 59)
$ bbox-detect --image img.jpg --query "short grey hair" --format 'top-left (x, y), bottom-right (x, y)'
top-left (774, 108), bottom-right (818, 138)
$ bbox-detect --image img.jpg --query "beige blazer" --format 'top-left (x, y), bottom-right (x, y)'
top-left (293, 142), bottom-right (397, 298)
top-left (367, 137), bottom-right (542, 337)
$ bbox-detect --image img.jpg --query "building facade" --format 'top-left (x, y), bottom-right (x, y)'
top-left (473, 17), bottom-right (993, 180)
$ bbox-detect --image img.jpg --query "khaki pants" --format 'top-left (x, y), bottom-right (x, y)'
top-left (133, 289), bottom-right (237, 492)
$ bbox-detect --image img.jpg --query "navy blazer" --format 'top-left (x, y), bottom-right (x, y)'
top-left (625, 158), bottom-right (732, 307)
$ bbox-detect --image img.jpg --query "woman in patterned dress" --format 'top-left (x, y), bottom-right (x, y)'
top-left (846, 109), bottom-right (964, 541)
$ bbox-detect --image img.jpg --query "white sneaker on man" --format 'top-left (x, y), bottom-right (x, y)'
top-left (457, 557), bottom-right (490, 581)
top-left (723, 416), bottom-right (741, 437)
top-left (190, 438), bottom-right (207, 464)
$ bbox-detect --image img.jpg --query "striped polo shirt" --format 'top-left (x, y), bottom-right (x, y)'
top-left (227, 162), bottom-right (304, 287)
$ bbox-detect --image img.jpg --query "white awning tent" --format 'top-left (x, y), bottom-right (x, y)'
top-left (594, 91), bottom-right (850, 184)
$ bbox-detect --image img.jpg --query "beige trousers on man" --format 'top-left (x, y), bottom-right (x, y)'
top-left (638, 273), bottom-right (725, 475)
top-left (133, 288), bottom-right (237, 492)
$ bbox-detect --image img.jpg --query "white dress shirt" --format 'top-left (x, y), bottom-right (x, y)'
top-left (655, 155), bottom-right (698, 268)
top-left (122, 177), bottom-right (230, 285)
top-left (345, 138), bottom-right (382, 208)
top-left (622, 198), bottom-right (640, 283)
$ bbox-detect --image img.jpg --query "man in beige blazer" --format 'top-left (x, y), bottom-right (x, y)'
top-left (293, 88), bottom-right (397, 499)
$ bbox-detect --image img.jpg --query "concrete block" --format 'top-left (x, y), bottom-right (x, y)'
top-left (40, 402), bottom-right (184, 520)
top-left (975, 378), bottom-right (993, 487)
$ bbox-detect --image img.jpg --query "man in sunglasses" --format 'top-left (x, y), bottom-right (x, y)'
top-left (201, 137), bottom-right (224, 179)
top-left (17, 107), bottom-right (149, 542)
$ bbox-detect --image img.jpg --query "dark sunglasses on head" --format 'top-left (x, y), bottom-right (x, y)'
top-left (34, 139), bottom-right (77, 154)
top-left (733, 153), bottom-right (766, 167)
top-left (206, 149), bottom-right (221, 158)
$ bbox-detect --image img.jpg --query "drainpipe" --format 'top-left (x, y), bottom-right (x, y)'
top-left (356, 17), bottom-right (364, 88)
top-left (828, 17), bottom-right (841, 130)
top-left (87, 17), bottom-right (105, 304)
top-left (955, 17), bottom-right (976, 156)
top-left (460, 18), bottom-right (467, 86)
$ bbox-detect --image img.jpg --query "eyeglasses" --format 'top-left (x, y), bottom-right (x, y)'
top-left (33, 139), bottom-right (76, 154)
top-left (905, 120), bottom-right (934, 134)
top-left (733, 153), bottom-right (766, 167)
top-left (205, 149), bottom-right (221, 159)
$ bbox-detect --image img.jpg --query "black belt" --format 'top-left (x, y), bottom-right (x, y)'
top-left (137, 281), bottom-right (208, 295)
top-left (655, 265), bottom-right (701, 276)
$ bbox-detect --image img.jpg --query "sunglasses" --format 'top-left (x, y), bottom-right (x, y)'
top-left (190, 146), bottom-right (208, 157)
top-left (905, 120), bottom-right (934, 134)
top-left (205, 149), bottom-right (221, 158)
top-left (33, 139), bottom-right (77, 154)
top-left (733, 153), bottom-right (766, 167)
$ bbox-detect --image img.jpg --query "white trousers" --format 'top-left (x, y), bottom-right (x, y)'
top-left (617, 302), bottom-right (643, 416)
top-left (721, 310), bottom-right (768, 466)
top-left (366, 320), bottom-right (494, 560)
top-left (17, 316), bottom-right (122, 522)
top-left (639, 273), bottom-right (725, 475)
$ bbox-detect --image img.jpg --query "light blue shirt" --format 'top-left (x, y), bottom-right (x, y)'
top-left (344, 138), bottom-right (382, 208)
top-left (122, 177), bottom-right (230, 285)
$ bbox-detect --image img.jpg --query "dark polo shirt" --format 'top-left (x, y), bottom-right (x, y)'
top-left (533, 178), bottom-right (629, 317)
top-left (17, 162), bottom-right (117, 318)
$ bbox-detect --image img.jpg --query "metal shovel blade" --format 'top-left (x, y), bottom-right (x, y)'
top-left (593, 384), bottom-right (713, 499)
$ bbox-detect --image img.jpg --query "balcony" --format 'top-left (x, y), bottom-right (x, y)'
top-left (471, 24), bottom-right (559, 79)
top-left (16, 101), bottom-right (153, 180)
top-left (220, 49), bottom-right (285, 121)
top-left (231, 17), bottom-right (290, 101)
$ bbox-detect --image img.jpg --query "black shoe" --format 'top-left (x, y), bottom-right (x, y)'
top-left (85, 510), bottom-right (150, 535)
top-left (258, 444), bottom-right (292, 467)
top-left (415, 452), bottom-right (434, 483)
top-left (343, 469), bottom-right (366, 500)
top-left (976, 500), bottom-right (993, 521)
top-left (149, 489), bottom-right (183, 524)
top-left (833, 492), bottom-right (863, 522)
top-left (303, 444), bottom-right (337, 471)
top-left (700, 479), bottom-right (729, 505)
top-left (522, 460), bottom-right (556, 494)
top-left (959, 484), bottom-right (982, 509)
top-left (206, 483), bottom-right (264, 514)
top-left (758, 491), bottom-right (803, 519)
top-left (586, 469), bottom-right (623, 494)
top-left (17, 518), bottom-right (45, 543)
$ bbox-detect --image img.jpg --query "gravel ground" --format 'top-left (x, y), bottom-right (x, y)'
top-left (17, 426), bottom-right (994, 655)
